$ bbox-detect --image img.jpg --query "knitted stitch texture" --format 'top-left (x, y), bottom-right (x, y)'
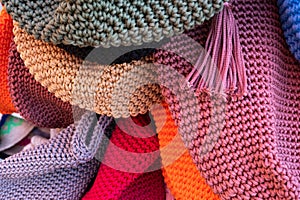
top-left (278, 0), bottom-right (300, 62)
top-left (151, 102), bottom-right (220, 200)
top-left (13, 25), bottom-right (162, 118)
top-left (154, 0), bottom-right (300, 199)
top-left (83, 113), bottom-right (165, 200)
top-left (8, 40), bottom-right (73, 128)
top-left (0, 7), bottom-right (15, 114)
top-left (0, 112), bottom-right (113, 199)
top-left (2, 0), bottom-right (227, 47)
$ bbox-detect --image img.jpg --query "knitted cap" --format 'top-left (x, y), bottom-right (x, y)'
top-left (0, 7), bottom-right (15, 114)
top-left (13, 24), bottom-right (162, 118)
top-left (0, 112), bottom-right (114, 199)
top-left (83, 113), bottom-right (165, 200)
top-left (151, 102), bottom-right (220, 200)
top-left (7, 40), bottom-right (73, 128)
top-left (3, 0), bottom-right (227, 47)
top-left (154, 0), bottom-right (300, 198)
top-left (278, 0), bottom-right (300, 62)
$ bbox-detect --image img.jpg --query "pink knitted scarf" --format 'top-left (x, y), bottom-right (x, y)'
top-left (154, 0), bottom-right (300, 199)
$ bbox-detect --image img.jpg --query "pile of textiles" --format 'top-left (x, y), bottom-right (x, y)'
top-left (0, 0), bottom-right (300, 199)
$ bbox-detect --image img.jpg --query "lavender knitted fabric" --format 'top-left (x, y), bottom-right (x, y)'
top-left (8, 40), bottom-right (73, 128)
top-left (0, 112), bottom-right (113, 199)
top-left (154, 0), bottom-right (300, 199)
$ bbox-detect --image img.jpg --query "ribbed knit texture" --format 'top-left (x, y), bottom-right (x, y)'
top-left (0, 7), bottom-right (15, 114)
top-left (83, 113), bottom-right (165, 200)
top-left (0, 112), bottom-right (113, 199)
top-left (278, 0), bottom-right (300, 62)
top-left (8, 41), bottom-right (73, 128)
top-left (154, 0), bottom-right (300, 199)
top-left (3, 0), bottom-right (227, 47)
top-left (13, 25), bottom-right (162, 118)
top-left (151, 102), bottom-right (220, 200)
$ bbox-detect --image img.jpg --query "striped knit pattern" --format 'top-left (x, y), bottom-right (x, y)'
top-left (154, 0), bottom-right (300, 199)
top-left (278, 0), bottom-right (300, 62)
top-left (0, 112), bottom-right (114, 199)
top-left (0, 7), bottom-right (15, 114)
top-left (83, 113), bottom-right (165, 200)
top-left (3, 0), bottom-right (227, 47)
top-left (151, 102), bottom-right (220, 200)
top-left (8, 40), bottom-right (73, 128)
top-left (13, 24), bottom-right (162, 118)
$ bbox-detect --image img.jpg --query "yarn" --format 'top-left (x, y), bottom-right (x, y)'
top-left (154, 0), bottom-right (300, 199)
top-left (151, 101), bottom-right (220, 200)
top-left (278, 0), bottom-right (300, 62)
top-left (0, 7), bottom-right (15, 114)
top-left (7, 40), bottom-right (73, 128)
top-left (83, 113), bottom-right (165, 200)
top-left (0, 112), bottom-right (114, 199)
top-left (13, 24), bottom-right (162, 118)
top-left (3, 0), bottom-right (227, 47)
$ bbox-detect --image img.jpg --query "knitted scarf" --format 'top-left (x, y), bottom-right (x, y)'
top-left (278, 0), bottom-right (300, 62)
top-left (151, 101), bottom-right (220, 200)
top-left (3, 0), bottom-right (227, 47)
top-left (0, 112), bottom-right (113, 199)
top-left (0, 7), bottom-right (15, 114)
top-left (13, 24), bottom-right (162, 118)
top-left (83, 113), bottom-right (165, 199)
top-left (154, 0), bottom-right (300, 199)
top-left (8, 40), bottom-right (73, 128)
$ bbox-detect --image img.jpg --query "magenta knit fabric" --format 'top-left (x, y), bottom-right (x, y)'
top-left (8, 40), bottom-right (73, 128)
top-left (154, 0), bottom-right (300, 199)
top-left (83, 113), bottom-right (165, 200)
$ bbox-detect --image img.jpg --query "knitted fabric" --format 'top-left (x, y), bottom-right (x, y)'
top-left (0, 7), bottom-right (15, 114)
top-left (154, 0), bottom-right (300, 199)
top-left (278, 0), bottom-right (300, 62)
top-left (151, 102), bottom-right (220, 200)
top-left (8, 40), bottom-right (73, 128)
top-left (83, 113), bottom-right (165, 200)
top-left (13, 25), bottom-right (162, 118)
top-left (0, 112), bottom-right (113, 199)
top-left (3, 0), bottom-right (227, 48)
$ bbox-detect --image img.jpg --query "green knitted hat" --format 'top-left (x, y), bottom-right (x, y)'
top-left (2, 0), bottom-right (227, 47)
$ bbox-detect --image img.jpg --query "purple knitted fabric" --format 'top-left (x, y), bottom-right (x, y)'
top-left (154, 0), bottom-right (300, 199)
top-left (8, 40), bottom-right (73, 128)
top-left (0, 112), bottom-right (113, 199)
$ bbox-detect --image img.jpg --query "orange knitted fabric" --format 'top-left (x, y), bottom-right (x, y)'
top-left (151, 102), bottom-right (220, 200)
top-left (0, 7), bottom-right (15, 114)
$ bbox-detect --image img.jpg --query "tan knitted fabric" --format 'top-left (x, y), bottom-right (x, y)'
top-left (13, 24), bottom-right (162, 118)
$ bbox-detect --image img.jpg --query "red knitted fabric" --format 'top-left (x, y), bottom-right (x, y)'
top-left (8, 40), bottom-right (73, 128)
top-left (0, 7), bottom-right (15, 114)
top-left (83, 113), bottom-right (165, 200)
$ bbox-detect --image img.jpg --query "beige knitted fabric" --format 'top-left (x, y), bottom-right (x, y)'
top-left (13, 24), bottom-right (162, 118)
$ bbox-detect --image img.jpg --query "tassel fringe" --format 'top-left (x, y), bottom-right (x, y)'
top-left (186, 2), bottom-right (247, 98)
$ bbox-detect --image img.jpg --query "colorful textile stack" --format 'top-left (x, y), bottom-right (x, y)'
top-left (0, 0), bottom-right (300, 199)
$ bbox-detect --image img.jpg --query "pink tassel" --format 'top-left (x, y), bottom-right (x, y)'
top-left (186, 2), bottom-right (247, 98)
